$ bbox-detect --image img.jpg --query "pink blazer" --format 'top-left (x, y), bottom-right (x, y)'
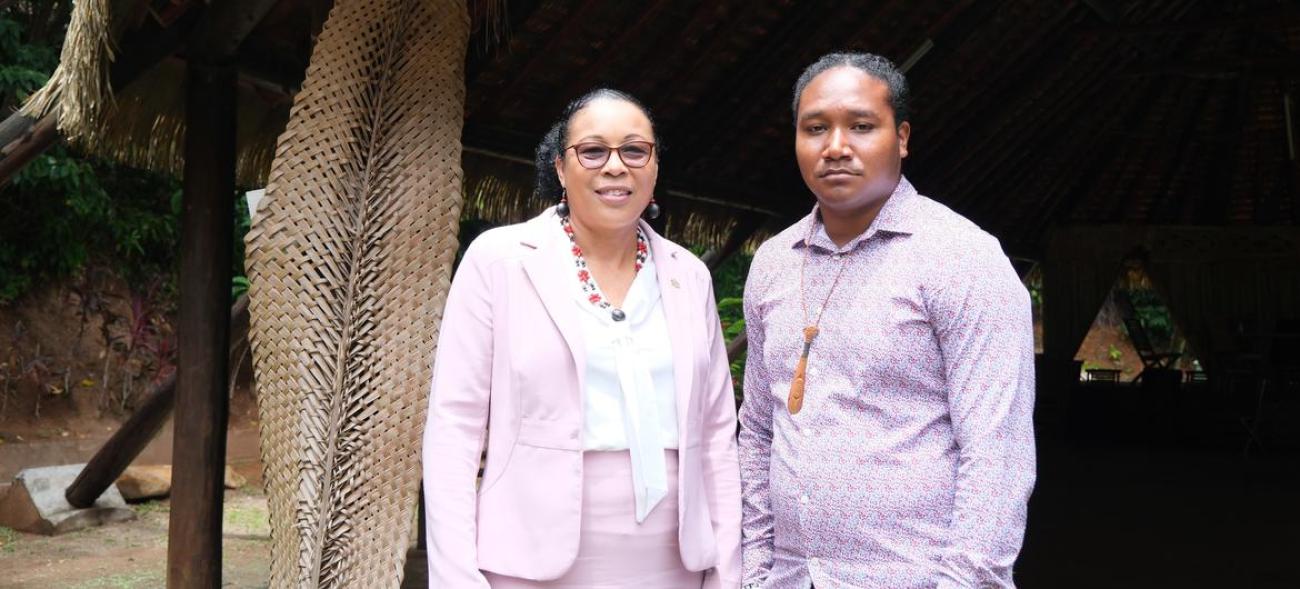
top-left (422, 208), bottom-right (742, 588)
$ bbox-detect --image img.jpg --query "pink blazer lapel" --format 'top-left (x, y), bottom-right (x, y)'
top-left (520, 211), bottom-right (587, 395)
top-left (644, 221), bottom-right (696, 443)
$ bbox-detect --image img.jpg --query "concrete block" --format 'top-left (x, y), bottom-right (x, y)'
top-left (0, 464), bottom-right (136, 535)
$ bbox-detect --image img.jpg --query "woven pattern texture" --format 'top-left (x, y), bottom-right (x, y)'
top-left (243, 0), bottom-right (468, 585)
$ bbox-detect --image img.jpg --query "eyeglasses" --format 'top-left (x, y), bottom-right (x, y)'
top-left (565, 141), bottom-right (656, 169)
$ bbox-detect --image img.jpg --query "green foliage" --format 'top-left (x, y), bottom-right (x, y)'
top-left (131, 499), bottom-right (169, 517)
top-left (0, 10), bottom-right (179, 302)
top-left (0, 10), bottom-right (251, 305)
top-left (231, 275), bottom-right (250, 301)
top-left (1125, 286), bottom-right (1176, 349)
top-left (231, 194), bottom-right (252, 299)
top-left (1, 145), bottom-right (183, 303)
top-left (709, 252), bottom-right (752, 403)
top-left (0, 525), bottom-right (17, 553)
top-left (0, 15), bottom-right (57, 108)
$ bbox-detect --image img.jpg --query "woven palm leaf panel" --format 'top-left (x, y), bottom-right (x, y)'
top-left (243, 0), bottom-right (468, 585)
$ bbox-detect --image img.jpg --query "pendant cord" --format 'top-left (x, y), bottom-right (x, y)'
top-left (790, 210), bottom-right (853, 414)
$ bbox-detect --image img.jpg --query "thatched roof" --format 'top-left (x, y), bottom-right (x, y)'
top-left (18, 0), bottom-right (329, 186)
top-left (15, 0), bottom-right (1300, 251)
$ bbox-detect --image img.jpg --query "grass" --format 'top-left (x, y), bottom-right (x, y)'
top-left (0, 525), bottom-right (17, 553)
top-left (223, 502), bottom-right (269, 537)
top-left (131, 500), bottom-right (168, 517)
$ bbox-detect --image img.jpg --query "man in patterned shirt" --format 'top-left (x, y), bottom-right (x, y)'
top-left (738, 52), bottom-right (1036, 588)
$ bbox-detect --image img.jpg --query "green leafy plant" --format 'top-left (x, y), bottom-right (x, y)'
top-left (231, 276), bottom-right (251, 301)
top-left (0, 524), bottom-right (18, 553)
top-left (1, 10), bottom-right (183, 303)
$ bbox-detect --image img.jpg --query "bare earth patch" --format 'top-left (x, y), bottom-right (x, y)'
top-left (0, 488), bottom-right (270, 589)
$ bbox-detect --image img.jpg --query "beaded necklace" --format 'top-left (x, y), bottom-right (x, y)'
top-left (560, 215), bottom-right (648, 321)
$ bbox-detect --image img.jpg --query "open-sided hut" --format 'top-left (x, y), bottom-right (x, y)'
top-left (2, 0), bottom-right (1298, 587)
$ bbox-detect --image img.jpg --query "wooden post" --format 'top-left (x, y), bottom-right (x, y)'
top-left (701, 216), bottom-right (763, 272)
top-left (167, 60), bottom-right (237, 589)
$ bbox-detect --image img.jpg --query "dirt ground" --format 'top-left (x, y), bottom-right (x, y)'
top-left (0, 277), bottom-right (269, 588)
top-left (0, 488), bottom-right (271, 589)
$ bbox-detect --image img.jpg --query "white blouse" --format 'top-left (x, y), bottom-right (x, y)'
top-left (571, 248), bottom-right (678, 521)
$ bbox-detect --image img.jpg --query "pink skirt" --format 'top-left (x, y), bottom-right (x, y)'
top-left (483, 450), bottom-right (703, 589)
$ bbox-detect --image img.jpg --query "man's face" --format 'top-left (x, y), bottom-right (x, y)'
top-left (794, 67), bottom-right (911, 215)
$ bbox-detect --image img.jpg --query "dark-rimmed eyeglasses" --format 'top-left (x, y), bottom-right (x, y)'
top-left (565, 141), bottom-right (656, 169)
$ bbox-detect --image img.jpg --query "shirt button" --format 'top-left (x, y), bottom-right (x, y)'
top-left (799, 494), bottom-right (809, 504)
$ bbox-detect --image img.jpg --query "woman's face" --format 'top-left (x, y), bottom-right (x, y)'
top-left (555, 98), bottom-right (658, 234)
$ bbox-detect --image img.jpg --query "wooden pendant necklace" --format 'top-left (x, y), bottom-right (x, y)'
top-left (789, 215), bottom-right (852, 414)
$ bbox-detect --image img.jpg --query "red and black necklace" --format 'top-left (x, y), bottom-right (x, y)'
top-left (560, 215), bottom-right (648, 322)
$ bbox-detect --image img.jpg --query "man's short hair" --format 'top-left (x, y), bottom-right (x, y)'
top-left (791, 52), bottom-right (910, 127)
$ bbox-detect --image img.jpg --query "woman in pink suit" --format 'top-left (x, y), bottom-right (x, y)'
top-left (423, 88), bottom-right (742, 588)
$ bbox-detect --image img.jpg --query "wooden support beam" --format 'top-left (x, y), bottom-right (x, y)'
top-left (109, 2), bottom-right (205, 90)
top-left (63, 295), bottom-right (249, 509)
top-left (0, 114), bottom-right (58, 186)
top-left (188, 0), bottom-right (283, 63)
top-left (702, 215), bottom-right (763, 272)
top-left (166, 60), bottom-right (237, 589)
top-left (66, 371), bottom-right (176, 507)
top-left (0, 112), bottom-right (39, 147)
top-left (726, 330), bottom-right (748, 364)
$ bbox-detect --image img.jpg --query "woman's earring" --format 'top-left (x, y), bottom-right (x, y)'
top-left (644, 198), bottom-right (661, 220)
top-left (557, 191), bottom-right (570, 216)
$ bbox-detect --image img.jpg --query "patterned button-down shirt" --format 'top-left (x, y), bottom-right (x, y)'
top-left (739, 177), bottom-right (1036, 589)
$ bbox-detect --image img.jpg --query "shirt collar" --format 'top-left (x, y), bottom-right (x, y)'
top-left (790, 175), bottom-right (920, 252)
